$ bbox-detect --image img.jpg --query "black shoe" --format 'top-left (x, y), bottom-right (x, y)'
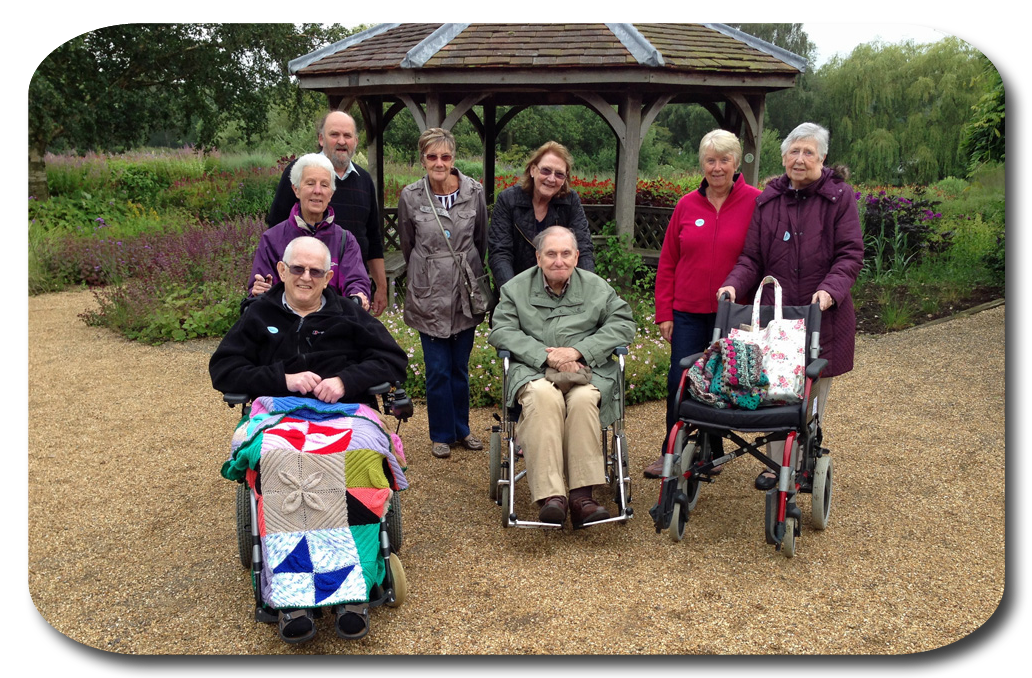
top-left (755, 469), bottom-right (777, 491)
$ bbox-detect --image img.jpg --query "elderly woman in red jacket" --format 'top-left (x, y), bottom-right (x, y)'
top-left (644, 129), bottom-right (761, 479)
top-left (718, 122), bottom-right (864, 490)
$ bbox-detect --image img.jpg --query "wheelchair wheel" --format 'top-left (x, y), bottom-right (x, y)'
top-left (235, 482), bottom-right (254, 570)
top-left (489, 431), bottom-right (501, 503)
top-left (679, 432), bottom-right (701, 512)
top-left (810, 455), bottom-right (833, 530)
top-left (386, 552), bottom-right (407, 608)
top-left (499, 484), bottom-right (511, 528)
top-left (782, 517), bottom-right (798, 558)
top-left (387, 491), bottom-right (403, 553)
top-left (667, 501), bottom-right (686, 542)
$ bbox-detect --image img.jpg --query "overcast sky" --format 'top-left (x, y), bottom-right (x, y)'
top-left (803, 22), bottom-right (958, 67)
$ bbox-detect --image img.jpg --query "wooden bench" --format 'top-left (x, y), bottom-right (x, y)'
top-left (383, 250), bottom-right (406, 308)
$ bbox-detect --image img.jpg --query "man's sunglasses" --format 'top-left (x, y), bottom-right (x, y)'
top-left (284, 264), bottom-right (328, 278)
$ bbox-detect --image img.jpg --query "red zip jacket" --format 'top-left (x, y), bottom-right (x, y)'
top-left (654, 173), bottom-right (761, 322)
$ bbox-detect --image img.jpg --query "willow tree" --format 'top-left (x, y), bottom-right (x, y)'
top-left (811, 37), bottom-right (987, 184)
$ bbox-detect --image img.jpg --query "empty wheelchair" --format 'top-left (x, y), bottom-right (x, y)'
top-left (649, 294), bottom-right (831, 557)
top-left (221, 383), bottom-right (413, 643)
top-left (488, 348), bottom-right (633, 530)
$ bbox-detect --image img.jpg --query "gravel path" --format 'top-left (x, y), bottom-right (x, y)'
top-left (27, 289), bottom-right (1005, 655)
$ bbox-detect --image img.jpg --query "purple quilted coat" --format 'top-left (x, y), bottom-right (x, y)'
top-left (722, 167), bottom-right (863, 377)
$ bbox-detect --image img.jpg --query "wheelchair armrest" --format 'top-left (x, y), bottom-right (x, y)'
top-left (806, 358), bottom-right (828, 381)
top-left (612, 346), bottom-right (628, 356)
top-left (367, 382), bottom-right (391, 396)
top-left (679, 352), bottom-right (704, 370)
top-left (222, 393), bottom-right (250, 408)
top-left (495, 349), bottom-right (511, 359)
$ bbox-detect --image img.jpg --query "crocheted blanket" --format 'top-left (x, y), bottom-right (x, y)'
top-left (222, 396), bottom-right (407, 610)
top-left (687, 337), bottom-right (769, 410)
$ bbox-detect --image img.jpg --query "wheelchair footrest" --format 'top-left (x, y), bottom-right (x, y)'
top-left (255, 606), bottom-right (278, 624)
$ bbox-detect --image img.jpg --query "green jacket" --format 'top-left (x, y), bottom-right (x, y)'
top-left (488, 267), bottom-right (636, 426)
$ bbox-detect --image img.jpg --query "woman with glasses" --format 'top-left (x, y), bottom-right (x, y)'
top-left (248, 152), bottom-right (371, 309)
top-left (396, 128), bottom-right (490, 459)
top-left (488, 140), bottom-right (595, 290)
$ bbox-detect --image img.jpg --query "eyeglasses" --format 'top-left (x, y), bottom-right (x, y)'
top-left (285, 264), bottom-right (328, 278)
top-left (424, 153), bottom-right (453, 162)
top-left (537, 166), bottom-right (567, 181)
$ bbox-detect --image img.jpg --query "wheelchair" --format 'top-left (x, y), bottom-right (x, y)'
top-left (488, 348), bottom-right (633, 530)
top-left (649, 295), bottom-right (831, 558)
top-left (221, 382), bottom-right (413, 642)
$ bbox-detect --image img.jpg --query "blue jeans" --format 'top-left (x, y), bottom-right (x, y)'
top-left (664, 311), bottom-right (722, 454)
top-left (420, 328), bottom-right (475, 444)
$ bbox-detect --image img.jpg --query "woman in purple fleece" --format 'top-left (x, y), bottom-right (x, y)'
top-left (249, 153), bottom-right (372, 310)
top-left (718, 122), bottom-right (864, 491)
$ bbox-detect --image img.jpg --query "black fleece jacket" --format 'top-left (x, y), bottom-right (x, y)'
top-left (209, 284), bottom-right (407, 399)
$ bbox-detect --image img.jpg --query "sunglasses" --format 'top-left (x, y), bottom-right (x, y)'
top-left (537, 166), bottom-right (567, 181)
top-left (424, 153), bottom-right (453, 162)
top-left (284, 264), bottom-right (328, 278)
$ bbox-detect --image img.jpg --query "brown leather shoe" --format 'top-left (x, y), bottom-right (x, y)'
top-left (431, 442), bottom-right (451, 458)
top-left (461, 433), bottom-right (484, 450)
top-left (643, 456), bottom-right (665, 479)
top-left (537, 496), bottom-right (567, 524)
top-left (570, 495), bottom-right (611, 528)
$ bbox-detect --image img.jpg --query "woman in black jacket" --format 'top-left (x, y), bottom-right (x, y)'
top-left (488, 141), bottom-right (595, 289)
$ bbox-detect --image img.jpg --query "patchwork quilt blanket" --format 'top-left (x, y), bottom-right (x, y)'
top-left (222, 396), bottom-right (407, 610)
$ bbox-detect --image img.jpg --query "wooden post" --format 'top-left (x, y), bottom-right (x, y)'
top-left (483, 102), bottom-right (497, 203)
top-left (614, 92), bottom-right (642, 241)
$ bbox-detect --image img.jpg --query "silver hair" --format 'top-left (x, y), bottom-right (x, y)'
top-left (282, 235), bottom-right (332, 270)
top-left (289, 153), bottom-right (337, 189)
top-left (781, 122), bottom-right (830, 158)
top-left (698, 129), bottom-right (743, 169)
top-left (533, 225), bottom-right (579, 252)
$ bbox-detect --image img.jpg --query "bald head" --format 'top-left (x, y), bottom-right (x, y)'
top-left (318, 111), bottom-right (358, 172)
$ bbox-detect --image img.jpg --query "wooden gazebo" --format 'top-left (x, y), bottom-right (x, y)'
top-left (289, 23), bottom-right (805, 244)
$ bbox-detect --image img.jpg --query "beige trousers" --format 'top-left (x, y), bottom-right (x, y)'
top-left (515, 378), bottom-right (605, 503)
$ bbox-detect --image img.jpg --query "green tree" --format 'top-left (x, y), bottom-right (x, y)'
top-left (810, 37), bottom-right (985, 184)
top-left (727, 23), bottom-right (820, 138)
top-left (28, 23), bottom-right (355, 200)
top-left (961, 57), bottom-right (1005, 174)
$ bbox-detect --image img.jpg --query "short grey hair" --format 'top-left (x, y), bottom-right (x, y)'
top-left (289, 153), bottom-right (337, 189)
top-left (698, 129), bottom-right (743, 169)
top-left (781, 122), bottom-right (830, 159)
top-left (533, 225), bottom-right (578, 252)
top-left (282, 235), bottom-right (332, 270)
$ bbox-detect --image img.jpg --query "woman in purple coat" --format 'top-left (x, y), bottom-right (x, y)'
top-left (249, 153), bottom-right (371, 309)
top-left (717, 122), bottom-right (864, 491)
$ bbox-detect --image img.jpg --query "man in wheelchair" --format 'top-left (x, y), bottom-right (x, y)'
top-left (209, 236), bottom-right (408, 643)
top-left (210, 235), bottom-right (407, 400)
top-left (489, 226), bottom-right (636, 528)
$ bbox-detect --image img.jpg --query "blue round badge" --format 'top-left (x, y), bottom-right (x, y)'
top-left (695, 219), bottom-right (705, 227)
top-left (267, 326), bottom-right (279, 334)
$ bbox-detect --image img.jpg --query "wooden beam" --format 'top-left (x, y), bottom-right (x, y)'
top-left (398, 94), bottom-right (427, 132)
top-left (575, 92), bottom-right (625, 138)
top-left (442, 93), bottom-right (488, 130)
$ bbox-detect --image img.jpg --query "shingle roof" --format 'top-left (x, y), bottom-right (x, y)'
top-left (291, 23), bottom-right (804, 77)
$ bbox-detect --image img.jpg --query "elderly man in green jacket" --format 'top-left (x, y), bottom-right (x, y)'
top-left (489, 226), bottom-right (637, 528)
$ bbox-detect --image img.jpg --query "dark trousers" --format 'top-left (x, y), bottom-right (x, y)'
top-left (420, 328), bottom-right (475, 444)
top-left (664, 310), bottom-right (722, 455)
